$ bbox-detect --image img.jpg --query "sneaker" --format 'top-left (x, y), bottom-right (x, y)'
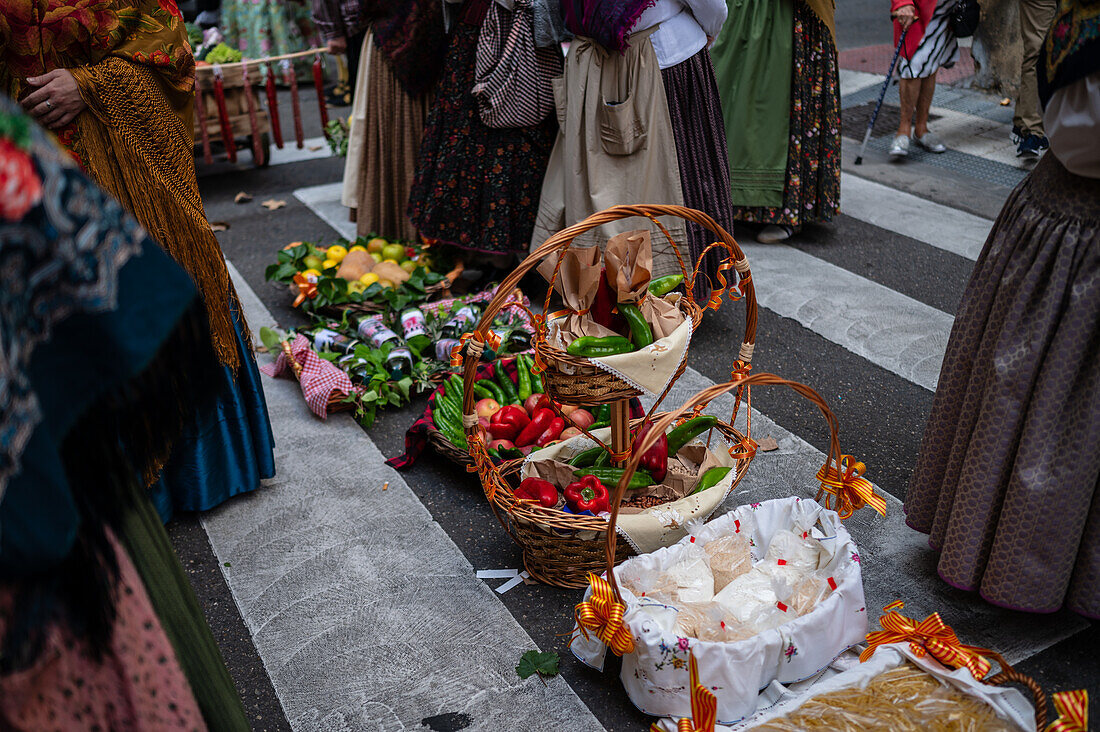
top-left (1010, 125), bottom-right (1023, 145)
top-left (1017, 133), bottom-right (1049, 157)
top-left (757, 225), bottom-right (795, 243)
top-left (913, 132), bottom-right (947, 153)
top-left (889, 134), bottom-right (910, 159)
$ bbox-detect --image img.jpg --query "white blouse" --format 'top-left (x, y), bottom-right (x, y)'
top-left (1044, 71), bottom-right (1100, 179)
top-left (633, 0), bottom-right (728, 69)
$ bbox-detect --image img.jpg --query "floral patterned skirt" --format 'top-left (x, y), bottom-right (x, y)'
top-left (220, 0), bottom-right (319, 61)
top-left (732, 3), bottom-right (840, 228)
top-left (407, 21), bottom-right (558, 255)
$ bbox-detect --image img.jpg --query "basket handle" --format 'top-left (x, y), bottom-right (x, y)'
top-left (604, 372), bottom-right (887, 602)
top-left (975, 648), bottom-right (1049, 730)
top-left (281, 339), bottom-right (304, 378)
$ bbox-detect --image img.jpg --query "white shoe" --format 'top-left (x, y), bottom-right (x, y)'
top-left (757, 225), bottom-right (794, 243)
top-left (913, 131), bottom-right (947, 153)
top-left (889, 134), bottom-right (910, 159)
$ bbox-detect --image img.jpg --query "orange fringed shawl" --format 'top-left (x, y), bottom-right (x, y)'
top-left (0, 0), bottom-right (243, 370)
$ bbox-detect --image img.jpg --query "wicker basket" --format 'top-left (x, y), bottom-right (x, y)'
top-left (281, 340), bottom-right (357, 413)
top-left (526, 204), bottom-right (757, 407)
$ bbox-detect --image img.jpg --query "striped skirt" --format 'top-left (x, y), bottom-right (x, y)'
top-left (898, 0), bottom-right (960, 79)
top-left (662, 49), bottom-right (736, 291)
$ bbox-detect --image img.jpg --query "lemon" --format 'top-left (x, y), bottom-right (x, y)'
top-left (348, 281), bottom-right (367, 294)
top-left (359, 272), bottom-right (380, 286)
top-left (349, 244), bottom-right (367, 253)
top-left (326, 244), bottom-right (348, 262)
top-left (382, 258), bottom-right (400, 266)
top-left (323, 259), bottom-right (338, 270)
top-left (378, 279), bottom-right (394, 289)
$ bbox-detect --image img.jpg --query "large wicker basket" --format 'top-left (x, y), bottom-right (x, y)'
top-left (454, 205), bottom-right (759, 587)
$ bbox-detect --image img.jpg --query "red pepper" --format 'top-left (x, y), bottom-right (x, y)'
top-left (264, 64), bottom-right (284, 149)
top-left (515, 477), bottom-right (558, 508)
top-left (632, 422), bottom-right (669, 483)
top-left (535, 417), bottom-right (565, 447)
top-left (312, 54), bottom-right (330, 135)
top-left (212, 66), bottom-right (237, 163)
top-left (283, 60), bottom-right (305, 149)
top-left (564, 475), bottom-right (609, 513)
top-left (194, 72), bottom-right (214, 165)
top-left (515, 408), bottom-right (554, 447)
top-left (489, 405), bottom-right (530, 442)
top-left (241, 65), bottom-right (265, 165)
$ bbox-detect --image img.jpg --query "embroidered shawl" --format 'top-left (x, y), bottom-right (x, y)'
top-left (561, 0), bottom-right (657, 52)
top-left (0, 0), bottom-right (243, 370)
top-left (1039, 0), bottom-right (1100, 106)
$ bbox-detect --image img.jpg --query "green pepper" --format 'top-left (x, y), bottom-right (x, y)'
top-left (595, 404), bottom-right (611, 422)
top-left (691, 466), bottom-right (732, 495)
top-left (494, 364), bottom-right (520, 404)
top-left (566, 335), bottom-right (635, 357)
top-left (530, 362), bottom-right (544, 394)
top-left (619, 303), bottom-right (654, 350)
top-left (573, 467), bottom-right (655, 491)
top-left (666, 415), bottom-right (720, 455)
top-left (568, 446), bottom-right (604, 467)
top-left (515, 355), bottom-right (533, 402)
top-left (594, 449), bottom-right (611, 467)
top-left (476, 378), bottom-right (507, 406)
top-left (473, 383), bottom-right (494, 401)
top-left (432, 392), bottom-right (466, 447)
top-left (648, 274), bottom-right (684, 297)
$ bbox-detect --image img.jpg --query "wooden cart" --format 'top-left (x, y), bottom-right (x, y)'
top-left (194, 63), bottom-right (271, 167)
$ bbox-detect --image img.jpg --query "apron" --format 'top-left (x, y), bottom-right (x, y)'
top-left (531, 26), bottom-right (688, 278)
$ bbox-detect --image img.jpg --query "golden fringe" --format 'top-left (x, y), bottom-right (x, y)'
top-left (71, 58), bottom-right (246, 371)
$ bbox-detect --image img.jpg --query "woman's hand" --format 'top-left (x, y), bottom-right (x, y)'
top-left (892, 4), bottom-right (918, 28)
top-left (22, 69), bottom-right (87, 130)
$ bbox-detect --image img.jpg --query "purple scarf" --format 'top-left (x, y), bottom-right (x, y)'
top-left (562, 0), bottom-right (657, 52)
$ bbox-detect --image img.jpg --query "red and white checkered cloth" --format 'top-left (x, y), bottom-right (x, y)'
top-left (260, 333), bottom-right (355, 419)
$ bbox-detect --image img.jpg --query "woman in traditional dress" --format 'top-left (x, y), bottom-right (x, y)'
top-left (339, 0), bottom-right (447, 241)
top-left (0, 97), bottom-right (248, 729)
top-left (407, 0), bottom-right (561, 260)
top-left (1, 0), bottom-right (276, 522)
top-left (904, 0), bottom-right (1099, 617)
top-left (533, 0), bottom-right (733, 285)
top-left (221, 0), bottom-right (321, 61)
top-left (887, 0), bottom-right (956, 159)
top-left (710, 0), bottom-right (840, 243)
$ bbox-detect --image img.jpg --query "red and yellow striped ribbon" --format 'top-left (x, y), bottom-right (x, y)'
top-left (860, 601), bottom-right (992, 680)
top-left (291, 272), bottom-right (318, 307)
top-left (815, 454), bottom-right (887, 519)
top-left (1046, 690), bottom-right (1088, 732)
top-left (649, 652), bottom-right (717, 732)
top-left (575, 574), bottom-right (634, 656)
top-left (448, 330), bottom-right (502, 367)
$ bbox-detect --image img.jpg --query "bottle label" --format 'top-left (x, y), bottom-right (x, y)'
top-left (401, 308), bottom-right (427, 340)
top-left (436, 338), bottom-right (460, 362)
top-left (312, 328), bottom-right (347, 352)
top-left (357, 315), bottom-right (399, 348)
top-left (444, 305), bottom-right (477, 334)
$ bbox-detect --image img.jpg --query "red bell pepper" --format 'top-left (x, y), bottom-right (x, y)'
top-left (632, 422), bottom-right (669, 483)
top-left (489, 405), bottom-right (530, 442)
top-left (515, 408), bottom-right (554, 447)
top-left (564, 475), bottom-right (609, 513)
top-left (516, 477), bottom-right (559, 508)
top-left (535, 417), bottom-right (565, 447)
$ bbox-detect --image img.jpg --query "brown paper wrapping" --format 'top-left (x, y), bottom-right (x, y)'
top-left (538, 246), bottom-right (618, 346)
top-left (604, 230), bottom-right (653, 304)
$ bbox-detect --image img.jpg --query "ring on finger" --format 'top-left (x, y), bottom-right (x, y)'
top-left (45, 99), bottom-right (54, 111)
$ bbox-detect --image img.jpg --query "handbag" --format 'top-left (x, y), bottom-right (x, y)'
top-left (472, 0), bottom-right (563, 129)
top-left (949, 0), bottom-right (981, 38)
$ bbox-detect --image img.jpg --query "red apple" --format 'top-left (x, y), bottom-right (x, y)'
top-left (559, 427), bottom-right (582, 440)
top-left (478, 416), bottom-right (491, 431)
top-left (475, 398), bottom-right (501, 419)
top-left (518, 444), bottom-right (535, 456)
top-left (488, 439), bottom-right (515, 451)
top-left (569, 409), bottom-right (595, 430)
top-left (559, 404), bottom-right (579, 417)
top-left (524, 394), bottom-right (543, 415)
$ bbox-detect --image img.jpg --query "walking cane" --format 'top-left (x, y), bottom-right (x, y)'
top-left (854, 27), bottom-right (909, 165)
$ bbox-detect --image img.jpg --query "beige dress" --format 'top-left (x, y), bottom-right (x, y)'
top-left (531, 26), bottom-right (688, 277)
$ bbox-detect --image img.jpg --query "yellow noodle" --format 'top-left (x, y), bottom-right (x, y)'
top-left (750, 663), bottom-right (1017, 731)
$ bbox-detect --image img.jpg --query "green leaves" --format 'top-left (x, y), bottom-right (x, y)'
top-left (516, 650), bottom-right (560, 682)
top-left (258, 326), bottom-right (283, 352)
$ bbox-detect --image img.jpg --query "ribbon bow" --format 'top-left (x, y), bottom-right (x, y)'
top-left (575, 574), bottom-right (634, 656)
top-left (291, 272), bottom-right (318, 308)
top-left (1046, 690), bottom-right (1088, 732)
top-left (649, 653), bottom-right (717, 732)
top-left (449, 330), bottom-right (501, 367)
top-left (860, 601), bottom-right (991, 680)
top-left (815, 454), bottom-right (887, 519)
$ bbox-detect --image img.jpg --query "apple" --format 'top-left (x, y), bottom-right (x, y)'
top-left (518, 445), bottom-right (535, 456)
top-left (488, 439), bottom-right (514, 451)
top-left (302, 254), bottom-right (324, 271)
top-left (399, 260), bottom-right (417, 274)
top-left (559, 427), bottom-right (582, 440)
top-left (367, 237), bottom-right (387, 254)
top-left (381, 243), bottom-right (407, 262)
top-left (370, 252), bottom-right (383, 263)
top-left (559, 404), bottom-right (579, 417)
top-left (475, 398), bottom-right (501, 418)
top-left (478, 416), bottom-right (491, 432)
top-left (569, 409), bottom-right (595, 430)
top-left (524, 394), bottom-right (543, 415)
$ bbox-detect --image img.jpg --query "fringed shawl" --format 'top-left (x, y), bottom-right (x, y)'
top-left (0, 0), bottom-right (244, 370)
top-left (561, 0), bottom-right (657, 52)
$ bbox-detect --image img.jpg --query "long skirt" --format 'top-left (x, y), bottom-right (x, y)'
top-left (408, 21), bottom-right (558, 255)
top-left (904, 153), bottom-right (1100, 617)
top-left (731, 2), bottom-right (841, 228)
top-left (661, 49), bottom-right (737, 289)
top-left (354, 38), bottom-right (434, 241)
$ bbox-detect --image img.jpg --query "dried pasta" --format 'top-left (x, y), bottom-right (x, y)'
top-left (749, 663), bottom-right (1017, 731)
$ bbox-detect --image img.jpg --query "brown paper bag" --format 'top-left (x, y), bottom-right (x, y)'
top-left (604, 230), bottom-right (652, 304)
top-left (538, 246), bottom-right (619, 348)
